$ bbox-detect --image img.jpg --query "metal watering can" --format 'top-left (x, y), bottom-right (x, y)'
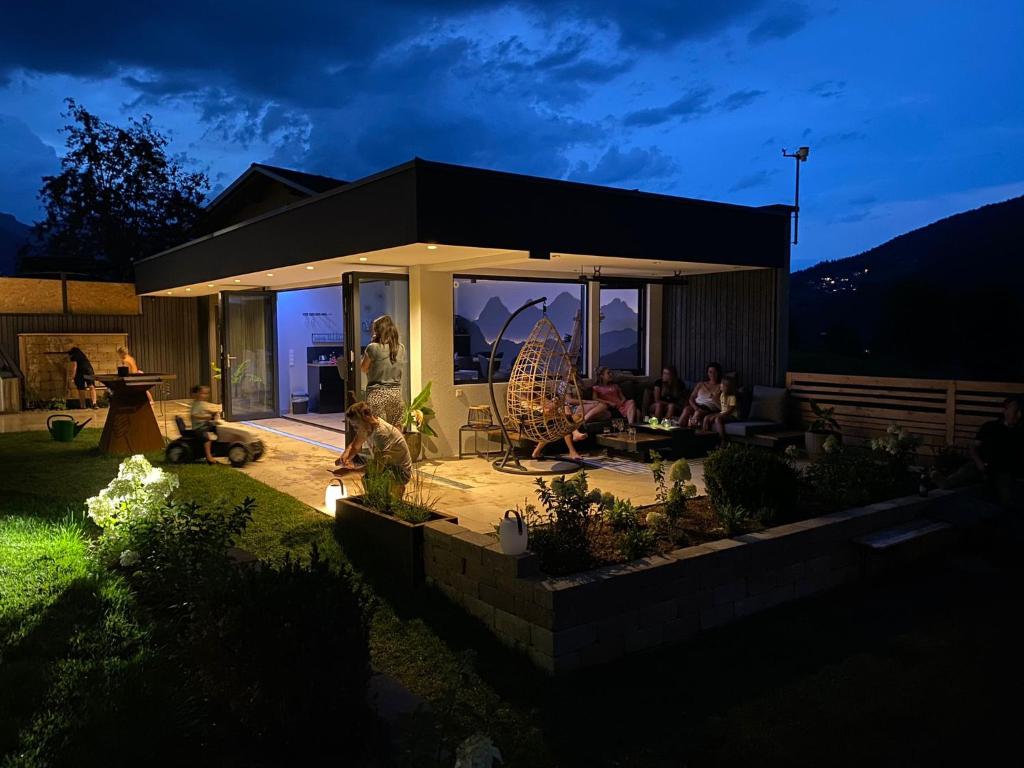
top-left (47, 414), bottom-right (92, 442)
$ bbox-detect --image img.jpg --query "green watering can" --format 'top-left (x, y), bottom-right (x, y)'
top-left (47, 414), bottom-right (92, 442)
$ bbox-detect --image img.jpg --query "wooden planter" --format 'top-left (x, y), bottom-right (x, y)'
top-left (334, 496), bottom-right (458, 585)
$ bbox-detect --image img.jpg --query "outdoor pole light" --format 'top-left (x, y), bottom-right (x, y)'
top-left (324, 478), bottom-right (347, 512)
top-left (781, 146), bottom-right (810, 244)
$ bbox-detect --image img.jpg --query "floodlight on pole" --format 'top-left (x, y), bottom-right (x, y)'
top-left (782, 146), bottom-right (810, 244)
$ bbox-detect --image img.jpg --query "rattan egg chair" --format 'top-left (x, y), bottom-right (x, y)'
top-left (487, 298), bottom-right (584, 475)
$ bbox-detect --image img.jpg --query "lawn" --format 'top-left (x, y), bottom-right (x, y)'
top-left (2, 428), bottom-right (1021, 766)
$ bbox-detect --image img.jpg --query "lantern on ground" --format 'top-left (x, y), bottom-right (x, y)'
top-left (498, 508), bottom-right (528, 555)
top-left (324, 478), bottom-right (347, 512)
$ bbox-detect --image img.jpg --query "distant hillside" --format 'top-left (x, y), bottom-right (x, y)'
top-left (0, 213), bottom-right (31, 275)
top-left (790, 195), bottom-right (1024, 381)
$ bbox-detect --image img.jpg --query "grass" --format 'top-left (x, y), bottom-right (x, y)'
top-left (2, 428), bottom-right (1021, 766)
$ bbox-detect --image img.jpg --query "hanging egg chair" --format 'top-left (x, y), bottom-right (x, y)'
top-left (487, 297), bottom-right (585, 475)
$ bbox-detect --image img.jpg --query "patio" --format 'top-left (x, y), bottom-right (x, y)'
top-left (0, 404), bottom-right (706, 533)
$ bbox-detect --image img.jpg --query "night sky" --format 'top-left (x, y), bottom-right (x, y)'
top-left (1, 1), bottom-right (1021, 270)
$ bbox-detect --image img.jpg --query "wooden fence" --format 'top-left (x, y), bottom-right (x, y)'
top-left (786, 371), bottom-right (1024, 450)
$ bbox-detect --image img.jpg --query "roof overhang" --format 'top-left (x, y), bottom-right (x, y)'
top-left (135, 158), bottom-right (792, 295)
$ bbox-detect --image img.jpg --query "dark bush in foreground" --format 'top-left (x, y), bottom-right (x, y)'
top-left (703, 444), bottom-right (799, 523)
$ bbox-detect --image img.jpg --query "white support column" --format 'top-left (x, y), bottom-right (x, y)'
top-left (586, 280), bottom-right (601, 378)
top-left (646, 283), bottom-right (663, 375)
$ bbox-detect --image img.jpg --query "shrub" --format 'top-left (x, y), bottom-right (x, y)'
top-left (605, 498), bottom-right (640, 531)
top-left (870, 423), bottom-right (921, 469)
top-left (715, 502), bottom-right (750, 535)
top-left (86, 455), bottom-right (179, 562)
top-left (803, 445), bottom-right (909, 511)
top-left (362, 457), bottom-right (397, 513)
top-left (528, 472), bottom-right (609, 574)
top-left (618, 524), bottom-right (656, 561)
top-left (650, 452), bottom-right (698, 520)
top-left (703, 444), bottom-right (799, 522)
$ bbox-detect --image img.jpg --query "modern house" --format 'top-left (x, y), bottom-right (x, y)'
top-left (134, 158), bottom-right (793, 457)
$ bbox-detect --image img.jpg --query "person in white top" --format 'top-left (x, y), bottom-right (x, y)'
top-left (679, 362), bottom-right (723, 428)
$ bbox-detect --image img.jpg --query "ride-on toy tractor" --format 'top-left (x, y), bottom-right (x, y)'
top-left (166, 416), bottom-right (265, 467)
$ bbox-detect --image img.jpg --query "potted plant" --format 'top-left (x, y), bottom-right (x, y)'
top-left (805, 399), bottom-right (841, 460)
top-left (402, 381), bottom-right (438, 462)
top-left (334, 460), bottom-right (457, 585)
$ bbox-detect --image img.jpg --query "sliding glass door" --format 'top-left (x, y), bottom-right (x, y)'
top-left (221, 291), bottom-right (278, 421)
top-left (342, 273), bottom-right (410, 406)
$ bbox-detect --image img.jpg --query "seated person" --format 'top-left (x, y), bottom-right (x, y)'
top-left (702, 375), bottom-right (738, 444)
top-left (592, 366), bottom-right (638, 424)
top-left (190, 385), bottom-right (220, 464)
top-left (679, 362), bottom-right (723, 428)
top-left (527, 395), bottom-right (595, 461)
top-left (931, 396), bottom-right (1022, 508)
top-left (334, 400), bottom-right (413, 499)
top-left (650, 365), bottom-right (685, 421)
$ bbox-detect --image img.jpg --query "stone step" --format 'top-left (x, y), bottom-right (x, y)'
top-left (854, 519), bottom-right (952, 551)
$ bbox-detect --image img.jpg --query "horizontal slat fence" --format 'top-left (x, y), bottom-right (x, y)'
top-left (787, 372), bottom-right (1024, 450)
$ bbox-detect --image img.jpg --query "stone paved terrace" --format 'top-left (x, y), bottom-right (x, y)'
top-left (0, 403), bottom-right (710, 533)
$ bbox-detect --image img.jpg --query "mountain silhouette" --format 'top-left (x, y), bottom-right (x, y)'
top-left (475, 295), bottom-right (512, 342)
top-left (0, 213), bottom-right (31, 276)
top-left (600, 297), bottom-right (638, 331)
top-left (790, 194), bottom-right (1024, 381)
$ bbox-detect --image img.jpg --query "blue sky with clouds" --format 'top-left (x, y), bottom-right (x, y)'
top-left (1, 1), bottom-right (1021, 270)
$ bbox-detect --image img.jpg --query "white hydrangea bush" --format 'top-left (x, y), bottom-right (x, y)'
top-left (86, 455), bottom-right (178, 557)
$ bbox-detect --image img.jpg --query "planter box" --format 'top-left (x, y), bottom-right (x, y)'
top-left (335, 496), bottom-right (458, 585)
top-left (424, 489), bottom-right (976, 674)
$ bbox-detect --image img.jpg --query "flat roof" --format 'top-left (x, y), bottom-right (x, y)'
top-left (135, 158), bottom-right (792, 294)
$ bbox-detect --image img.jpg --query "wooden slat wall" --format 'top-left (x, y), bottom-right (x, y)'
top-left (662, 268), bottom-right (784, 387)
top-left (0, 297), bottom-right (200, 401)
top-left (787, 371), bottom-right (1024, 450)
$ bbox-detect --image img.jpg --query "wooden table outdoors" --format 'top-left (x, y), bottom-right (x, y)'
top-left (96, 374), bottom-right (175, 455)
top-left (595, 430), bottom-right (673, 462)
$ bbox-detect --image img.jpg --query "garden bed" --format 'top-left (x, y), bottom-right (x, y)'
top-left (424, 487), bottom-right (971, 674)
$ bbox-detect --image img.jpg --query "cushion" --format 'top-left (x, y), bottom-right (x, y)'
top-left (724, 420), bottom-right (781, 437)
top-left (747, 385), bottom-right (788, 424)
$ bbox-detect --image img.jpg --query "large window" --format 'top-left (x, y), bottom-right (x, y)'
top-left (598, 284), bottom-right (645, 373)
top-left (453, 277), bottom-right (586, 383)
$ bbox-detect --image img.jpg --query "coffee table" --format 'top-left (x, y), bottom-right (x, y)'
top-left (595, 431), bottom-right (672, 462)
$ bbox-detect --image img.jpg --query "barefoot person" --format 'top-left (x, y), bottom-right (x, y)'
top-left (65, 344), bottom-right (98, 410)
top-left (334, 401), bottom-right (413, 498)
top-left (361, 315), bottom-right (405, 427)
top-left (592, 367), bottom-right (638, 424)
top-left (702, 375), bottom-right (738, 444)
top-left (650, 366), bottom-right (684, 421)
top-left (190, 385), bottom-right (220, 464)
top-left (679, 362), bottom-right (723, 428)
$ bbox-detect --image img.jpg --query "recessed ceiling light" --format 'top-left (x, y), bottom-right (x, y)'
top-left (166, 291), bottom-right (172, 295)
top-left (185, 288), bottom-right (192, 292)
top-left (426, 244), bottom-right (438, 250)
top-left (207, 283), bottom-right (215, 287)
top-left (266, 272), bottom-right (274, 277)
top-left (233, 279), bottom-right (241, 283)
top-left (358, 257), bottom-right (367, 262)
top-left (306, 265), bottom-right (315, 270)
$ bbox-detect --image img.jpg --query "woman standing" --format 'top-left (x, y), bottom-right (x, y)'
top-left (361, 315), bottom-right (405, 427)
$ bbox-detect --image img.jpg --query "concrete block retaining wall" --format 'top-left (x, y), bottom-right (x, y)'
top-left (424, 490), bottom-right (963, 675)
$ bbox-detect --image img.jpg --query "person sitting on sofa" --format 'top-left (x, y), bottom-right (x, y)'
top-left (650, 365), bottom-right (685, 421)
top-left (679, 362), bottom-right (723, 428)
top-left (592, 366), bottom-right (638, 424)
top-left (702, 375), bottom-right (738, 444)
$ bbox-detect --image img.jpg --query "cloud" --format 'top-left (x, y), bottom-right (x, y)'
top-left (809, 79), bottom-right (846, 98)
top-left (847, 194), bottom-right (877, 206)
top-left (747, 3), bottom-right (810, 44)
top-left (816, 130), bottom-right (867, 148)
top-left (623, 87), bottom-right (713, 127)
top-left (717, 89), bottom-right (767, 112)
top-left (570, 146), bottom-right (678, 185)
top-left (728, 168), bottom-right (779, 192)
top-left (0, 115), bottom-right (59, 222)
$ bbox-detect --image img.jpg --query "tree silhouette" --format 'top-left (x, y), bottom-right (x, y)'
top-left (30, 99), bottom-right (208, 280)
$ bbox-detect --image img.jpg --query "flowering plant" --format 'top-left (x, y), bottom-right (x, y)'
top-left (870, 423), bottom-right (920, 466)
top-left (86, 454), bottom-right (178, 558)
top-left (401, 381), bottom-right (437, 436)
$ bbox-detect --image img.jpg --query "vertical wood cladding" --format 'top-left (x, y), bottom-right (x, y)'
top-left (0, 297), bottom-right (200, 400)
top-left (661, 268), bottom-right (785, 387)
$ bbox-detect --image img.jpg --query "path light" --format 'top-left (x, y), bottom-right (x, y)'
top-left (324, 478), bottom-right (347, 512)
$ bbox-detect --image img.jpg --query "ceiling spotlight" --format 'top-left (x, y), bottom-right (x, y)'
top-left (233, 279), bottom-right (241, 283)
top-left (306, 265), bottom-right (315, 270)
top-left (207, 283), bottom-right (215, 287)
top-left (426, 244), bottom-right (438, 250)
top-left (358, 257), bottom-right (368, 262)
top-left (185, 288), bottom-right (192, 292)
top-left (266, 272), bottom-right (274, 277)
top-left (166, 291), bottom-right (172, 295)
